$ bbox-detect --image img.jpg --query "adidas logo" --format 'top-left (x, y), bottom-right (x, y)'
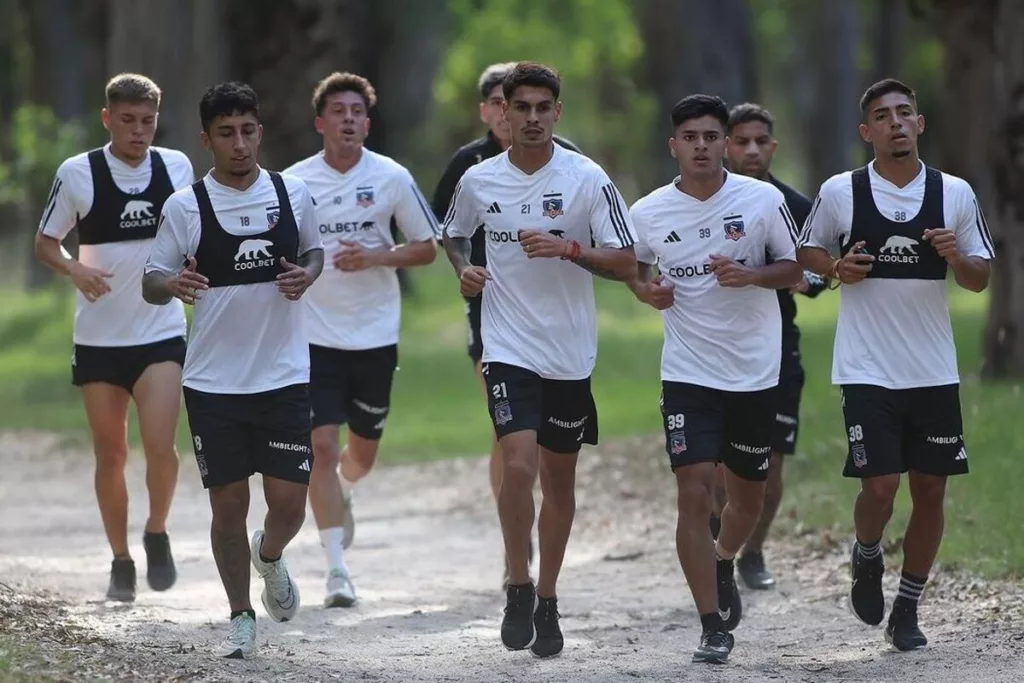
top-left (485, 202), bottom-right (502, 214)
top-left (298, 459), bottom-right (311, 472)
top-left (955, 447), bottom-right (967, 461)
top-left (663, 231), bottom-right (681, 243)
top-left (757, 458), bottom-right (770, 471)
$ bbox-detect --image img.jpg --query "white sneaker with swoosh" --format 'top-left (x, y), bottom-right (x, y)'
top-left (250, 530), bottom-right (300, 622)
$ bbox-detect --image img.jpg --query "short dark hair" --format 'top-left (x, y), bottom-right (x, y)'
top-left (502, 61), bottom-right (561, 101)
top-left (478, 62), bottom-right (516, 100)
top-left (312, 72), bottom-right (378, 115)
top-left (727, 103), bottom-right (774, 135)
top-left (859, 78), bottom-right (917, 115)
top-left (105, 73), bottom-right (161, 108)
top-left (199, 81), bottom-right (260, 132)
top-left (670, 94), bottom-right (729, 130)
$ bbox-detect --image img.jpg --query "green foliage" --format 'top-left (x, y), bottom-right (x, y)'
top-left (0, 104), bottom-right (86, 220)
top-left (418, 0), bottom-right (653, 200)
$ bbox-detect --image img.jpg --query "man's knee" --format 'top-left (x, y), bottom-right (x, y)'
top-left (909, 473), bottom-right (947, 509)
top-left (675, 468), bottom-right (715, 519)
top-left (862, 474), bottom-right (900, 507)
top-left (764, 454), bottom-right (785, 504)
top-left (94, 439), bottom-right (128, 470)
top-left (210, 483), bottom-right (249, 527)
top-left (311, 428), bottom-right (340, 469)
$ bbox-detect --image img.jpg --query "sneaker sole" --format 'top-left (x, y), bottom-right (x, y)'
top-left (324, 594), bottom-right (356, 609)
top-left (884, 627), bottom-right (927, 651)
top-left (530, 646), bottom-right (563, 659)
top-left (692, 651), bottom-right (729, 664)
top-left (215, 646), bottom-right (254, 659)
top-left (147, 569), bottom-right (177, 592)
top-left (262, 586), bottom-right (299, 622)
top-left (847, 592), bottom-right (885, 627)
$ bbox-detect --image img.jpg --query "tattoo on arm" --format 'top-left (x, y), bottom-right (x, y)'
top-left (297, 248), bottom-right (324, 279)
top-left (210, 524), bottom-right (253, 612)
top-left (141, 271), bottom-right (174, 306)
top-left (575, 253), bottom-right (621, 280)
top-left (443, 233), bottom-right (473, 274)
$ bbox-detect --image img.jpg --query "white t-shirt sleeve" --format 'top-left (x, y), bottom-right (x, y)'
top-left (587, 169), bottom-right (636, 249)
top-left (765, 189), bottom-right (799, 262)
top-left (797, 177), bottom-right (844, 253)
top-left (292, 180), bottom-right (323, 256)
top-left (37, 161), bottom-right (80, 240)
top-left (628, 202), bottom-right (658, 265)
top-left (166, 151), bottom-right (196, 190)
top-left (949, 180), bottom-right (996, 261)
top-left (145, 193), bottom-right (195, 275)
top-left (392, 170), bottom-right (441, 242)
top-left (441, 179), bottom-right (478, 239)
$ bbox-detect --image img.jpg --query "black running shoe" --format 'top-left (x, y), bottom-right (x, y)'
top-left (692, 628), bottom-right (734, 664)
top-left (717, 558), bottom-right (742, 631)
top-left (531, 596), bottom-right (563, 658)
top-left (501, 583), bottom-right (535, 650)
top-left (885, 602), bottom-right (928, 651)
top-left (737, 551), bottom-right (776, 590)
top-left (709, 514), bottom-right (721, 540)
top-left (144, 532), bottom-right (177, 592)
top-left (848, 543), bottom-right (885, 626)
top-left (107, 558), bottom-right (136, 602)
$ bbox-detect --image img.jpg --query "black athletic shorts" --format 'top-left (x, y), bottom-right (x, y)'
top-left (771, 343), bottom-right (806, 455)
top-left (465, 295), bottom-right (483, 363)
top-left (482, 361), bottom-right (598, 454)
top-left (183, 383), bottom-right (313, 489)
top-left (309, 344), bottom-right (398, 440)
top-left (72, 335), bottom-right (186, 392)
top-left (840, 383), bottom-right (968, 478)
top-left (660, 381), bottom-right (776, 482)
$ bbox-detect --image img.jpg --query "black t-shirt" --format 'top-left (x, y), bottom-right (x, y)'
top-left (767, 174), bottom-right (822, 340)
top-left (432, 131), bottom-right (582, 269)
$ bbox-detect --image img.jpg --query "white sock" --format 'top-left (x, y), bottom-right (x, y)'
top-left (320, 527), bottom-right (348, 574)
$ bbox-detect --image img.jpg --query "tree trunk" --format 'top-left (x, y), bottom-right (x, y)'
top-left (806, 0), bottom-right (862, 190)
top-left (938, 0), bottom-right (1024, 378)
top-left (635, 0), bottom-right (759, 187)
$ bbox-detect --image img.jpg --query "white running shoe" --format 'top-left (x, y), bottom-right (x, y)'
top-left (214, 613), bottom-right (256, 658)
top-left (342, 493), bottom-right (355, 549)
top-left (250, 530), bottom-right (300, 622)
top-left (323, 569), bottom-right (357, 608)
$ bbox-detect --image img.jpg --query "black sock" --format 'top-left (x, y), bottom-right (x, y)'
top-left (230, 609), bottom-right (256, 621)
top-left (258, 551), bottom-right (280, 564)
top-left (144, 531), bottom-right (168, 539)
top-left (700, 611), bottom-right (724, 633)
top-left (893, 571), bottom-right (928, 610)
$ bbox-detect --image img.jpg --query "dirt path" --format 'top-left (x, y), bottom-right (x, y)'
top-left (2, 431), bottom-right (1023, 683)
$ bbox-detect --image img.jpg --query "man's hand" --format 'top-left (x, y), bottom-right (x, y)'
top-left (923, 228), bottom-right (960, 264)
top-left (276, 257), bottom-right (315, 300)
top-left (789, 276), bottom-right (810, 294)
top-left (836, 240), bottom-right (875, 284)
top-left (709, 254), bottom-right (759, 288)
top-left (166, 256), bottom-right (209, 305)
top-left (333, 240), bottom-right (381, 272)
top-left (459, 265), bottom-right (492, 297)
top-left (634, 274), bottom-right (675, 310)
top-left (68, 262), bottom-right (114, 303)
top-left (519, 230), bottom-right (569, 259)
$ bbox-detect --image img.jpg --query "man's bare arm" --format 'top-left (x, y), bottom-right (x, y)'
top-left (574, 244), bottom-right (637, 281)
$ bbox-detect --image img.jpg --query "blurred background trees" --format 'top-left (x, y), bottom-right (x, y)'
top-left (1, 0), bottom-right (1021, 376)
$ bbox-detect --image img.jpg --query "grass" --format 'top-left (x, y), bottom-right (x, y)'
top-left (1, 264), bottom-right (1022, 576)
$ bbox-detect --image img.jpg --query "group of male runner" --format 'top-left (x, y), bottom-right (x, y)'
top-left (37, 61), bottom-right (991, 665)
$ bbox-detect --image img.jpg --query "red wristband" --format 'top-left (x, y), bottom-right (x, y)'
top-left (561, 239), bottom-right (582, 262)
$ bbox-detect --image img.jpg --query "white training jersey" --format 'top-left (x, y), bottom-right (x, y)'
top-left (798, 161), bottom-right (995, 389)
top-left (39, 144), bottom-right (194, 346)
top-left (632, 172), bottom-right (799, 391)
top-left (145, 169), bottom-right (322, 394)
top-left (284, 150), bottom-right (439, 350)
top-left (443, 144), bottom-right (637, 380)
